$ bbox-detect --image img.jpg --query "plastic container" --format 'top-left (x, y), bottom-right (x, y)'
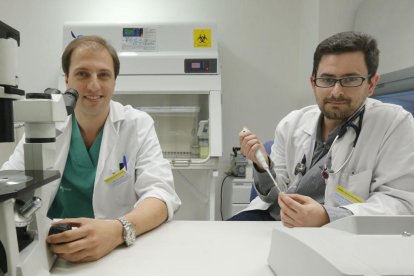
top-left (197, 120), bottom-right (209, 159)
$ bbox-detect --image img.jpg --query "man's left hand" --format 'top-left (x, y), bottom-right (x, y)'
top-left (278, 193), bottom-right (329, 227)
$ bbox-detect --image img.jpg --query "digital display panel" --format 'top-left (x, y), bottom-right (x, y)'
top-left (123, 28), bottom-right (143, 37)
top-left (192, 62), bottom-right (201, 69)
top-left (184, 58), bottom-right (217, 73)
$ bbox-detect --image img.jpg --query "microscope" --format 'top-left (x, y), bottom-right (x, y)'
top-left (0, 21), bottom-right (78, 276)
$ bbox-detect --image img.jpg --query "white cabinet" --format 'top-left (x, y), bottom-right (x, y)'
top-left (230, 178), bottom-right (253, 217)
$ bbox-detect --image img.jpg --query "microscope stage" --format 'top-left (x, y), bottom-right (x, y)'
top-left (0, 170), bottom-right (60, 202)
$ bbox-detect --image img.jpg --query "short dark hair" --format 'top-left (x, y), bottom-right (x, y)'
top-left (61, 35), bottom-right (120, 79)
top-left (312, 31), bottom-right (379, 79)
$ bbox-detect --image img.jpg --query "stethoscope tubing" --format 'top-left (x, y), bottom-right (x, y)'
top-left (324, 135), bottom-right (356, 175)
top-left (321, 104), bottom-right (365, 179)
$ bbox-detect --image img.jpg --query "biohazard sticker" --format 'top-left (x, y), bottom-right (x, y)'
top-left (193, 29), bottom-right (211, 48)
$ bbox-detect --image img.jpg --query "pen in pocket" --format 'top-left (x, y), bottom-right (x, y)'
top-left (122, 154), bottom-right (127, 171)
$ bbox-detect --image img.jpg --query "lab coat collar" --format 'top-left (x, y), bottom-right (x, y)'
top-left (108, 100), bottom-right (126, 126)
top-left (303, 108), bottom-right (321, 136)
top-left (95, 101), bottom-right (123, 185)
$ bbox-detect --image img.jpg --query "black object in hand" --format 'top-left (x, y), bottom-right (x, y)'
top-left (48, 223), bottom-right (72, 236)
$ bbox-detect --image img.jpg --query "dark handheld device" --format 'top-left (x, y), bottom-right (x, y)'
top-left (48, 223), bottom-right (72, 236)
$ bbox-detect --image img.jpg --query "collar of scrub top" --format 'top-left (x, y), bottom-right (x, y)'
top-left (321, 104), bottom-right (366, 180)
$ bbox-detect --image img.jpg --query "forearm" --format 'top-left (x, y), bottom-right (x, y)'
top-left (253, 160), bottom-right (280, 203)
top-left (125, 197), bottom-right (168, 237)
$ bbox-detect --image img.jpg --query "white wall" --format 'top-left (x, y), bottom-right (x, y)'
top-left (354, 0), bottom-right (414, 74)
top-left (0, 0), bottom-right (363, 219)
top-left (296, 0), bottom-right (364, 108)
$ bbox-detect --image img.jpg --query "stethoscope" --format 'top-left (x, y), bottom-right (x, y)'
top-left (321, 104), bottom-right (365, 179)
top-left (294, 155), bottom-right (307, 175)
top-left (294, 104), bottom-right (365, 179)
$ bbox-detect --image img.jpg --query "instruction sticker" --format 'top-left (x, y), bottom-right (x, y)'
top-left (122, 27), bottom-right (157, 51)
top-left (194, 29), bottom-right (211, 48)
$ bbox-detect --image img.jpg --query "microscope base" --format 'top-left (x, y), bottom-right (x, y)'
top-left (0, 170), bottom-right (60, 276)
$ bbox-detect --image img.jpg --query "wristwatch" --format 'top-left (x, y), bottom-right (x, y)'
top-left (116, 216), bottom-right (136, 246)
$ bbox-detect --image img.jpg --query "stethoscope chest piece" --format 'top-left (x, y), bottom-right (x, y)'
top-left (294, 155), bottom-right (307, 175)
top-left (294, 162), bottom-right (306, 175)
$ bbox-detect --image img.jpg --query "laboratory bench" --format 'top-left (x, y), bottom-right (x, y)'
top-left (49, 216), bottom-right (414, 276)
top-left (51, 221), bottom-right (276, 276)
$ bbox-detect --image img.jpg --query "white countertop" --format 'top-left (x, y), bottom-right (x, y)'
top-left (51, 221), bottom-right (278, 276)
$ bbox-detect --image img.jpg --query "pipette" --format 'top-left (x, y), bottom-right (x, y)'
top-left (241, 127), bottom-right (283, 193)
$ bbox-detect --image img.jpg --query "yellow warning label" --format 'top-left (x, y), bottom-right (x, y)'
top-left (194, 29), bottom-right (211, 48)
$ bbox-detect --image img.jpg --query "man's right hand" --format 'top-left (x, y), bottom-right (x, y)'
top-left (239, 127), bottom-right (268, 170)
top-left (47, 218), bottom-right (123, 263)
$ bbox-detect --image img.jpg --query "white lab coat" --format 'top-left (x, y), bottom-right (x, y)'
top-left (248, 98), bottom-right (414, 216)
top-left (1, 100), bottom-right (181, 220)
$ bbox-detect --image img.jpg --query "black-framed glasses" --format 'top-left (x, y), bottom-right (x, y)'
top-left (314, 76), bottom-right (370, 88)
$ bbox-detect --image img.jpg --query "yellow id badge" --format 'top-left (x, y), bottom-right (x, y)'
top-left (333, 185), bottom-right (365, 205)
top-left (104, 169), bottom-right (131, 185)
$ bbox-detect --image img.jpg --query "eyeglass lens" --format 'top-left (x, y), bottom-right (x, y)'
top-left (315, 76), bottom-right (366, 88)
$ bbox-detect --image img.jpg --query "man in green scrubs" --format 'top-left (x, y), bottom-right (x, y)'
top-left (2, 36), bottom-right (181, 262)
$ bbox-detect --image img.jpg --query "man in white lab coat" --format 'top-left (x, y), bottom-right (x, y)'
top-left (232, 31), bottom-right (414, 226)
top-left (1, 36), bottom-right (181, 261)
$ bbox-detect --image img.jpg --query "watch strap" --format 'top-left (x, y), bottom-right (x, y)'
top-left (116, 216), bottom-right (136, 246)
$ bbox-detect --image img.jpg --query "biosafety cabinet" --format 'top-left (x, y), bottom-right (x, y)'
top-left (59, 22), bottom-right (222, 220)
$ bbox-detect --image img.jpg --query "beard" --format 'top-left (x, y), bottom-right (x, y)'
top-left (319, 96), bottom-right (355, 120)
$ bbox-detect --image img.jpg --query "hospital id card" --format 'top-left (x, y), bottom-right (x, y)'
top-left (333, 185), bottom-right (365, 205)
top-left (104, 169), bottom-right (131, 185)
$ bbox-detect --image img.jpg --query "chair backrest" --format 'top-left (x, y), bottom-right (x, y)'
top-left (249, 140), bottom-right (274, 201)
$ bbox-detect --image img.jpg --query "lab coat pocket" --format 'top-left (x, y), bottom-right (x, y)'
top-left (105, 170), bottom-right (136, 208)
top-left (340, 170), bottom-right (372, 201)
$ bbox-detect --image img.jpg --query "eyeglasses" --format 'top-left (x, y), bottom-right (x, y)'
top-left (314, 76), bottom-right (370, 88)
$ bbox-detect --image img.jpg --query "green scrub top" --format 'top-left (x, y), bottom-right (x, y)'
top-left (48, 117), bottom-right (103, 219)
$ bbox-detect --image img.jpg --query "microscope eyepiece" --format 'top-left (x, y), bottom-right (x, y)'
top-left (63, 88), bottom-right (78, 99)
top-left (43, 87), bottom-right (79, 115)
top-left (63, 88), bottom-right (78, 115)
